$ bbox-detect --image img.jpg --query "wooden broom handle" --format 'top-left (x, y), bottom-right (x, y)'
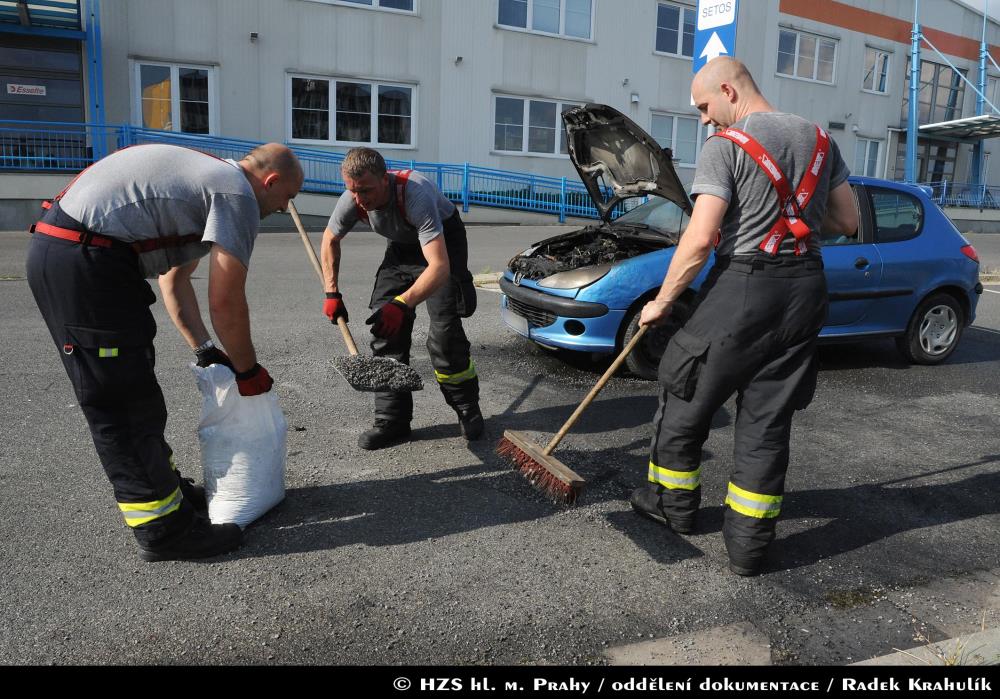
top-left (543, 324), bottom-right (649, 455)
top-left (289, 201), bottom-right (360, 357)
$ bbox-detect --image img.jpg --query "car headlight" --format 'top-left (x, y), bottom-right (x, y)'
top-left (537, 264), bottom-right (612, 289)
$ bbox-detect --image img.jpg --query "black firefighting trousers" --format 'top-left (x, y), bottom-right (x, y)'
top-left (648, 255), bottom-right (827, 566)
top-left (369, 211), bottom-right (479, 422)
top-left (26, 231), bottom-right (195, 547)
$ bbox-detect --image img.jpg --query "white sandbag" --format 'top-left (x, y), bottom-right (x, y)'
top-left (191, 363), bottom-right (286, 528)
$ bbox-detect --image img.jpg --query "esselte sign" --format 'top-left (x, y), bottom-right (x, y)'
top-left (7, 83), bottom-right (47, 96)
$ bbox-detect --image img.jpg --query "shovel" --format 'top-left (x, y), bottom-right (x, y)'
top-left (289, 201), bottom-right (423, 393)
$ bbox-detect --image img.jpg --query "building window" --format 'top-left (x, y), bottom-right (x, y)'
top-left (901, 59), bottom-right (966, 126)
top-left (650, 113), bottom-right (702, 165)
top-left (854, 138), bottom-right (880, 177)
top-left (777, 28), bottom-right (836, 84)
top-left (132, 61), bottom-right (215, 134)
top-left (863, 48), bottom-right (890, 94)
top-left (497, 0), bottom-right (593, 40)
top-left (310, 0), bottom-right (416, 12)
top-left (493, 95), bottom-right (580, 155)
top-left (289, 75), bottom-right (413, 147)
top-left (655, 2), bottom-right (695, 58)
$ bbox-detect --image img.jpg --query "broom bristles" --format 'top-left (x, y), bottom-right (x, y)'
top-left (496, 435), bottom-right (580, 505)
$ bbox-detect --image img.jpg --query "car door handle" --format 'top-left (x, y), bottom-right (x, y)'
top-left (854, 257), bottom-right (870, 270)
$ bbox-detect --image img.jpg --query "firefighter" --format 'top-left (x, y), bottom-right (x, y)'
top-left (26, 142), bottom-right (303, 562)
top-left (320, 147), bottom-right (482, 450)
top-left (629, 58), bottom-right (859, 575)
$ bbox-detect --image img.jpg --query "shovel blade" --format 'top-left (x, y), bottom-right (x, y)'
top-left (332, 355), bottom-right (424, 393)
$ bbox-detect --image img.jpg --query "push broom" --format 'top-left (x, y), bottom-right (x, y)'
top-left (497, 325), bottom-right (649, 504)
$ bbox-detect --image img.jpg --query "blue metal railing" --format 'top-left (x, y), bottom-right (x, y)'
top-left (2, 120), bottom-right (634, 221)
top-left (916, 179), bottom-right (1000, 210)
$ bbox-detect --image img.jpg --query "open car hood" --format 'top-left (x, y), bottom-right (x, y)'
top-left (563, 103), bottom-right (693, 221)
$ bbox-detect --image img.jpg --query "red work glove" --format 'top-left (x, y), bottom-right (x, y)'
top-left (235, 363), bottom-right (274, 396)
top-left (365, 297), bottom-right (414, 339)
top-left (323, 291), bottom-right (349, 323)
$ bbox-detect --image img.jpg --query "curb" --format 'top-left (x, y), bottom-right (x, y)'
top-left (852, 627), bottom-right (1000, 666)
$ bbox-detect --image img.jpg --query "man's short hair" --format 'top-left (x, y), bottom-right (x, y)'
top-left (342, 147), bottom-right (386, 180)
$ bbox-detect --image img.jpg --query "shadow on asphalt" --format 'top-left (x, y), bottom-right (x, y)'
top-left (817, 328), bottom-right (1000, 370)
top-left (677, 455), bottom-right (1000, 573)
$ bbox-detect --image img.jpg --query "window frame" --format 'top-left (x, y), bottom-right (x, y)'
top-left (776, 27), bottom-right (838, 85)
top-left (303, 0), bottom-right (419, 15)
top-left (649, 111), bottom-right (704, 167)
top-left (286, 73), bottom-right (417, 149)
top-left (130, 59), bottom-right (218, 135)
top-left (491, 94), bottom-right (582, 157)
top-left (496, 0), bottom-right (595, 42)
top-left (867, 186), bottom-right (924, 244)
top-left (862, 46), bottom-right (891, 95)
top-left (653, 1), bottom-right (696, 59)
top-left (854, 137), bottom-right (881, 178)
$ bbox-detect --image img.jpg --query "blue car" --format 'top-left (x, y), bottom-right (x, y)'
top-left (500, 104), bottom-right (984, 379)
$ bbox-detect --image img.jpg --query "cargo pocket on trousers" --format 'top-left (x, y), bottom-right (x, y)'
top-left (454, 272), bottom-right (478, 319)
top-left (657, 328), bottom-right (710, 401)
top-left (63, 325), bottom-right (154, 405)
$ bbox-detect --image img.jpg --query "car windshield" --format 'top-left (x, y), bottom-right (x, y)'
top-left (613, 197), bottom-right (689, 236)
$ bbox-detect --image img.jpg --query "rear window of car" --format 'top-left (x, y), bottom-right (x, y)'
top-left (869, 187), bottom-right (923, 243)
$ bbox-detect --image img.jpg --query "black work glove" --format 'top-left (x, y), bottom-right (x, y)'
top-left (365, 297), bottom-right (415, 339)
top-left (195, 342), bottom-right (235, 371)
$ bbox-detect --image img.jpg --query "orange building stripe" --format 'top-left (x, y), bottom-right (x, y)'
top-left (779, 0), bottom-right (1000, 62)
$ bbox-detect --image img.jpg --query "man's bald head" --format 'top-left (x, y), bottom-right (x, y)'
top-left (243, 143), bottom-right (304, 187)
top-left (692, 57), bottom-right (760, 99)
top-left (691, 57), bottom-right (771, 129)
top-left (240, 143), bottom-right (304, 218)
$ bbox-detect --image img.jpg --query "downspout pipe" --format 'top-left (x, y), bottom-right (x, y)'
top-left (906, 0), bottom-right (921, 184)
top-left (970, 0), bottom-right (989, 189)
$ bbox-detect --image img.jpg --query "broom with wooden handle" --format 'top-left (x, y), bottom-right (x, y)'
top-left (496, 324), bottom-right (649, 504)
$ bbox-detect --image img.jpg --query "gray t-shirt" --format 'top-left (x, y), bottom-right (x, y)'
top-left (691, 112), bottom-right (850, 257)
top-left (328, 170), bottom-right (456, 246)
top-left (58, 143), bottom-right (260, 278)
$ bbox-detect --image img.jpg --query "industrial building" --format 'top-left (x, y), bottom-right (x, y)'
top-left (3, 0), bottom-right (1000, 226)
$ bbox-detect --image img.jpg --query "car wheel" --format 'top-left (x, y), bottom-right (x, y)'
top-left (895, 292), bottom-right (964, 365)
top-left (621, 297), bottom-right (692, 380)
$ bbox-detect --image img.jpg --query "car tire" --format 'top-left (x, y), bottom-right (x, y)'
top-left (621, 297), bottom-right (692, 380)
top-left (895, 292), bottom-right (964, 365)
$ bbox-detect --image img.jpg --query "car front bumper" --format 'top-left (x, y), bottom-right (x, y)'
top-left (499, 277), bottom-right (622, 352)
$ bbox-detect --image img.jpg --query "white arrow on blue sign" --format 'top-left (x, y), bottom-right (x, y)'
top-left (692, 0), bottom-right (739, 74)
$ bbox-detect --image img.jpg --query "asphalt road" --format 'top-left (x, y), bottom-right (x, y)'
top-left (0, 225), bottom-right (997, 666)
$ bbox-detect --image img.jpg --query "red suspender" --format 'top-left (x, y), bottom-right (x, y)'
top-left (712, 126), bottom-right (830, 256)
top-left (356, 169), bottom-right (412, 226)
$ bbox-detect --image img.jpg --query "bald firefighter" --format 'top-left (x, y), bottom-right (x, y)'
top-left (27, 143), bottom-right (303, 562)
top-left (630, 58), bottom-right (859, 575)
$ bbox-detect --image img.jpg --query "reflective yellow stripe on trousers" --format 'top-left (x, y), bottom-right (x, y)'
top-left (725, 482), bottom-right (782, 519)
top-left (435, 360), bottom-right (477, 385)
top-left (648, 462), bottom-right (701, 491)
top-left (118, 487), bottom-right (183, 527)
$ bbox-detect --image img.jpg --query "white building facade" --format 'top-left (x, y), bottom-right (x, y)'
top-left (4, 0), bottom-right (1000, 189)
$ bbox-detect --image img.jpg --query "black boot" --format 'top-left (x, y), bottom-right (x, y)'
top-left (629, 483), bottom-right (696, 534)
top-left (176, 472), bottom-right (208, 515)
top-left (457, 405), bottom-right (484, 441)
top-left (138, 517), bottom-right (242, 562)
top-left (358, 418), bottom-right (411, 450)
